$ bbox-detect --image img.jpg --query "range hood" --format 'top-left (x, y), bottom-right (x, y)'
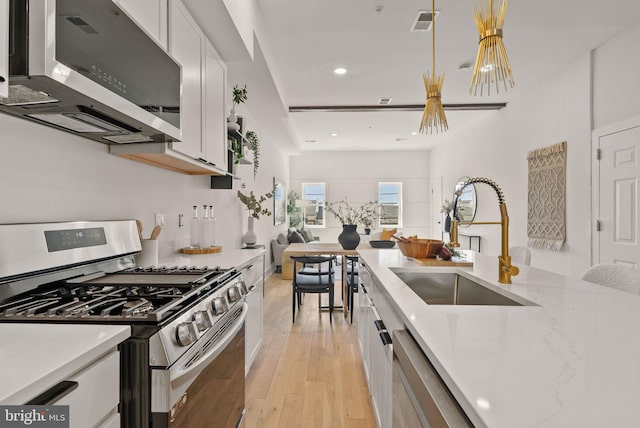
top-left (0, 0), bottom-right (182, 145)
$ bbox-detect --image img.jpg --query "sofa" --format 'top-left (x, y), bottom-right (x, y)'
top-left (271, 228), bottom-right (319, 272)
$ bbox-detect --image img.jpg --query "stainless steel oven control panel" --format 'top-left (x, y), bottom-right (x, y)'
top-left (148, 273), bottom-right (245, 367)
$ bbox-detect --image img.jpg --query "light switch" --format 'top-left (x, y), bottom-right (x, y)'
top-left (155, 213), bottom-right (166, 226)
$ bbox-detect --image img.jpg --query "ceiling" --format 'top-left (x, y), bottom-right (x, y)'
top-left (229, 1), bottom-right (640, 152)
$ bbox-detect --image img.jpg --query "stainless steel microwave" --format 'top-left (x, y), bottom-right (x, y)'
top-left (0, 0), bottom-right (181, 144)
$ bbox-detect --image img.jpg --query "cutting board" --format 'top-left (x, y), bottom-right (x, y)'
top-left (410, 257), bottom-right (473, 267)
top-left (180, 246), bottom-right (222, 254)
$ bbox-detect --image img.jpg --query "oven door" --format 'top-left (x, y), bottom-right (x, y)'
top-left (151, 303), bottom-right (247, 428)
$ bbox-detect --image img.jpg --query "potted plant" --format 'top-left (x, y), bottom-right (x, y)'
top-left (228, 84), bottom-right (247, 131)
top-left (287, 190), bottom-right (303, 228)
top-left (441, 199), bottom-right (454, 232)
top-left (236, 183), bottom-right (275, 247)
top-left (361, 215), bottom-right (376, 235)
top-left (325, 199), bottom-right (380, 249)
top-left (230, 137), bottom-right (243, 169)
top-left (245, 130), bottom-right (260, 178)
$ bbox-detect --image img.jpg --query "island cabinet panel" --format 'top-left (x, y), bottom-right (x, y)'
top-left (357, 261), bottom-right (399, 428)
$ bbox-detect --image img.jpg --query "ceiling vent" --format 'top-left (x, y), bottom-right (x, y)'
top-left (378, 97), bottom-right (392, 105)
top-left (411, 10), bottom-right (439, 32)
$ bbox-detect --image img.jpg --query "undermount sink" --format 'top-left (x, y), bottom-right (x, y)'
top-left (391, 270), bottom-right (533, 306)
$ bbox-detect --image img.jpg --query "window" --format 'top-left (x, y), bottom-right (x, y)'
top-left (301, 182), bottom-right (325, 228)
top-left (378, 182), bottom-right (402, 227)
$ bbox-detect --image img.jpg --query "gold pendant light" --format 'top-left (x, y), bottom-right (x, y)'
top-left (469, 0), bottom-right (514, 95)
top-left (419, 0), bottom-right (448, 134)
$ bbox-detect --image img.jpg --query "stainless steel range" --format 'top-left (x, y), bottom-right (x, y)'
top-left (0, 220), bottom-right (247, 427)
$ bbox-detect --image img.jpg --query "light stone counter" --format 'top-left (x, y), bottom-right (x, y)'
top-left (0, 324), bottom-right (130, 404)
top-left (158, 248), bottom-right (265, 270)
top-left (358, 248), bottom-right (640, 427)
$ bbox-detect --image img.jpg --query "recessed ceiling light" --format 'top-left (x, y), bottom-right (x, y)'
top-left (411, 132), bottom-right (418, 135)
top-left (331, 133), bottom-right (338, 137)
top-left (334, 67), bottom-right (347, 75)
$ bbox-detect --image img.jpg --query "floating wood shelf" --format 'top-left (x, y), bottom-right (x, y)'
top-left (179, 246), bottom-right (222, 254)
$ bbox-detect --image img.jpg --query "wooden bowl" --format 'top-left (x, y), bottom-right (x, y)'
top-left (397, 239), bottom-right (444, 258)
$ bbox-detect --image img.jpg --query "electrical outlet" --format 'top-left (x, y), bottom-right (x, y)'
top-left (155, 213), bottom-right (166, 227)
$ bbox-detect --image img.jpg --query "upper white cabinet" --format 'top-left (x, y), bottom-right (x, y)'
top-left (111, 0), bottom-right (228, 176)
top-left (0, 0), bottom-right (8, 98)
top-left (113, 0), bottom-right (168, 49)
top-left (203, 39), bottom-right (227, 171)
top-left (169, 0), bottom-right (204, 160)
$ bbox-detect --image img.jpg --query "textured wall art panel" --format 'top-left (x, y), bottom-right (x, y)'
top-left (527, 141), bottom-right (567, 250)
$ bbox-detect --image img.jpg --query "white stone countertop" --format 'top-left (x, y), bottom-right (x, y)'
top-left (0, 324), bottom-right (130, 404)
top-left (357, 248), bottom-right (640, 428)
top-left (158, 248), bottom-right (265, 270)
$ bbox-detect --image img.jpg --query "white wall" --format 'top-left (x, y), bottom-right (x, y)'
top-left (429, 53), bottom-right (592, 277)
top-left (0, 107), bottom-right (288, 270)
top-left (289, 150), bottom-right (431, 242)
top-left (593, 21), bottom-right (640, 129)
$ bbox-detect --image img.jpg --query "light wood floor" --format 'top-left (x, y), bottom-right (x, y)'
top-left (243, 273), bottom-right (377, 428)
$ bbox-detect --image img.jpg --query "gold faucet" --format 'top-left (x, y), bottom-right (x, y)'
top-left (450, 177), bottom-right (519, 284)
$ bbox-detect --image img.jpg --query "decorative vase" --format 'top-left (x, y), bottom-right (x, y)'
top-left (444, 213), bottom-right (452, 233)
top-left (338, 224), bottom-right (360, 250)
top-left (227, 107), bottom-right (240, 132)
top-left (243, 216), bottom-right (257, 248)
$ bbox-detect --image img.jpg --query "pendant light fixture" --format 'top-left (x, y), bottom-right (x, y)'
top-left (469, 0), bottom-right (514, 95)
top-left (419, 0), bottom-right (448, 134)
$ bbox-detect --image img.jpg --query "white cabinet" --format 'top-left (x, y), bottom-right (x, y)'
top-left (169, 0), bottom-right (204, 160)
top-left (113, 0), bottom-right (168, 49)
top-left (0, 0), bottom-right (8, 98)
top-left (111, 0), bottom-right (228, 176)
top-left (357, 262), bottom-right (398, 428)
top-left (56, 351), bottom-right (121, 427)
top-left (203, 39), bottom-right (227, 170)
top-left (28, 350), bottom-right (121, 428)
top-left (238, 254), bottom-right (265, 373)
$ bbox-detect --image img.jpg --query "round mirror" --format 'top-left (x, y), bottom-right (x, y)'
top-left (453, 176), bottom-right (477, 226)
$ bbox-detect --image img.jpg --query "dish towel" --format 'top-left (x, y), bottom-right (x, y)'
top-left (527, 141), bottom-right (567, 250)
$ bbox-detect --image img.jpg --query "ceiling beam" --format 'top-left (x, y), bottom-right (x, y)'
top-left (289, 103), bottom-right (507, 113)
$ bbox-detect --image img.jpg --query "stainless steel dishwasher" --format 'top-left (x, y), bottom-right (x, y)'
top-left (392, 330), bottom-right (474, 428)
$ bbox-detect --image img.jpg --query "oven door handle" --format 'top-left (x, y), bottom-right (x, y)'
top-left (170, 302), bottom-right (247, 389)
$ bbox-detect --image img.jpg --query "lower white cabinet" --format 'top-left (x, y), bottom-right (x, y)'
top-left (358, 262), bottom-right (398, 428)
top-left (48, 350), bottom-right (121, 428)
top-left (238, 254), bottom-right (265, 373)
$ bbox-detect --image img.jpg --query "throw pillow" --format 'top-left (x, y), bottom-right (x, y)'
top-left (380, 228), bottom-right (397, 240)
top-left (288, 230), bottom-right (305, 243)
top-left (276, 233), bottom-right (288, 245)
top-left (300, 229), bottom-right (315, 243)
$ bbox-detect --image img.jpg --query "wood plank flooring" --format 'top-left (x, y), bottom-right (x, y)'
top-left (244, 274), bottom-right (377, 428)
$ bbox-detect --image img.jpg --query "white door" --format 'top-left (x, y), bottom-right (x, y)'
top-left (593, 119), bottom-right (640, 268)
top-left (0, 0), bottom-right (8, 98)
top-left (431, 176), bottom-right (444, 240)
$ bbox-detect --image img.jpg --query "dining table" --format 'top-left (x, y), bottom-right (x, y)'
top-left (282, 242), bottom-right (359, 316)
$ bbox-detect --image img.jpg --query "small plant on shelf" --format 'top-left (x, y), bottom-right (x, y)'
top-left (228, 84), bottom-right (248, 132)
top-left (245, 130), bottom-right (260, 178)
top-left (232, 84), bottom-right (248, 106)
top-left (230, 137), bottom-right (243, 164)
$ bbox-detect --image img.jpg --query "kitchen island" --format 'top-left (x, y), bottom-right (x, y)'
top-left (358, 248), bottom-right (640, 427)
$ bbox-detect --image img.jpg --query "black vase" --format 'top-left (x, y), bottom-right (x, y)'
top-left (338, 224), bottom-right (360, 250)
top-left (444, 214), bottom-right (452, 233)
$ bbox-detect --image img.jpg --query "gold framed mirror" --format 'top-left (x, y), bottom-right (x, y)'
top-left (453, 176), bottom-right (477, 226)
